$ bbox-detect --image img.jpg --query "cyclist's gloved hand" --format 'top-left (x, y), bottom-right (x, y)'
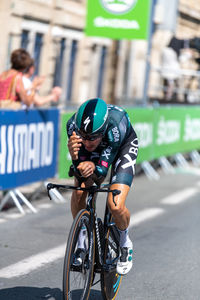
top-left (68, 131), bottom-right (82, 160)
top-left (77, 161), bottom-right (95, 178)
top-left (69, 163), bottom-right (104, 186)
top-left (90, 173), bottom-right (105, 186)
top-left (80, 174), bottom-right (104, 188)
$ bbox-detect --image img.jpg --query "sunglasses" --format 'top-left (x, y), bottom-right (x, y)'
top-left (77, 130), bottom-right (102, 141)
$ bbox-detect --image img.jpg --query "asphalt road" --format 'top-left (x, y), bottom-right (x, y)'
top-left (0, 166), bottom-right (200, 300)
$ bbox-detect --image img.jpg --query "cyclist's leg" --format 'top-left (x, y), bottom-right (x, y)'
top-left (70, 177), bottom-right (94, 263)
top-left (71, 177), bottom-right (87, 219)
top-left (107, 183), bottom-right (133, 275)
top-left (107, 183), bottom-right (130, 230)
top-left (107, 131), bottom-right (138, 275)
top-left (71, 176), bottom-right (95, 218)
top-left (108, 127), bottom-right (138, 228)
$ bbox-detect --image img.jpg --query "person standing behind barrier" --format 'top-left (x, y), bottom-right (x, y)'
top-left (161, 36), bottom-right (190, 101)
top-left (22, 60), bottom-right (62, 108)
top-left (0, 48), bottom-right (35, 109)
top-left (161, 37), bottom-right (182, 100)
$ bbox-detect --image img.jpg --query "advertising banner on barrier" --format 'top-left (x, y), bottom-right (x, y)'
top-left (0, 109), bottom-right (59, 190)
top-left (127, 106), bottom-right (200, 163)
top-left (154, 106), bottom-right (200, 158)
top-left (58, 106), bottom-right (200, 178)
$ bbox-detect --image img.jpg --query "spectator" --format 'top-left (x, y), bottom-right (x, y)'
top-left (0, 48), bottom-right (35, 108)
top-left (22, 60), bottom-right (62, 108)
top-left (161, 37), bottom-right (183, 100)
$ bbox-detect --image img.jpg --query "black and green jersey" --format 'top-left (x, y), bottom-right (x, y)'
top-left (67, 104), bottom-right (138, 184)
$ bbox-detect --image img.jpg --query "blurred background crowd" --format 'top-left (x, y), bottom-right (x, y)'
top-left (0, 0), bottom-right (200, 109)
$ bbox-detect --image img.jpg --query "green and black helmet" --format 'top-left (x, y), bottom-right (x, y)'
top-left (75, 98), bottom-right (108, 140)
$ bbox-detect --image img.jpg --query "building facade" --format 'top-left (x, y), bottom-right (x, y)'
top-left (149, 0), bottom-right (200, 102)
top-left (0, 0), bottom-right (200, 108)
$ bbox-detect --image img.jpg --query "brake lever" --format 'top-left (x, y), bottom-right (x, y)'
top-left (47, 189), bottom-right (52, 200)
top-left (112, 189), bottom-right (121, 206)
top-left (47, 183), bottom-right (55, 200)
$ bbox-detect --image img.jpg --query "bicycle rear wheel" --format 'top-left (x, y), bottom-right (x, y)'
top-left (63, 209), bottom-right (95, 300)
top-left (101, 224), bottom-right (122, 300)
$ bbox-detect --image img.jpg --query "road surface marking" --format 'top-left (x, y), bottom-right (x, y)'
top-left (0, 244), bottom-right (66, 279)
top-left (130, 208), bottom-right (164, 227)
top-left (160, 187), bottom-right (198, 205)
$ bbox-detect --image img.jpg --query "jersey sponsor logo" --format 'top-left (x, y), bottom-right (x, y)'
top-left (102, 146), bottom-right (112, 159)
top-left (96, 165), bottom-right (104, 175)
top-left (121, 154), bottom-right (136, 173)
top-left (83, 116), bottom-right (91, 131)
top-left (121, 138), bottom-right (138, 173)
top-left (101, 160), bottom-right (108, 168)
top-left (120, 137), bottom-right (138, 173)
top-left (129, 138), bottom-right (138, 156)
top-left (68, 122), bottom-right (74, 136)
top-left (112, 126), bottom-right (120, 142)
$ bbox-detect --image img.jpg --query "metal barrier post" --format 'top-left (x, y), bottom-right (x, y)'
top-left (141, 161), bottom-right (160, 180)
top-left (173, 153), bottom-right (189, 168)
top-left (158, 156), bottom-right (175, 174)
top-left (190, 150), bottom-right (200, 167)
top-left (0, 189), bottom-right (37, 214)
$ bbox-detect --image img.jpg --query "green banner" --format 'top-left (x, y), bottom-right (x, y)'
top-left (85, 0), bottom-right (151, 40)
top-left (127, 106), bottom-right (200, 163)
top-left (58, 106), bottom-right (200, 178)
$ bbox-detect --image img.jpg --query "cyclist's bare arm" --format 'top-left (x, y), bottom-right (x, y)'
top-left (68, 131), bottom-right (82, 160)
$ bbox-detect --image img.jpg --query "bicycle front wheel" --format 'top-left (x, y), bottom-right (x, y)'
top-left (63, 209), bottom-right (95, 300)
top-left (101, 225), bottom-right (122, 300)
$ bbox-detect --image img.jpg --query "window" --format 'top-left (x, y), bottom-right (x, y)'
top-left (33, 33), bottom-right (43, 75)
top-left (66, 40), bottom-right (78, 101)
top-left (97, 46), bottom-right (107, 98)
top-left (21, 30), bottom-right (29, 50)
top-left (53, 38), bottom-right (66, 87)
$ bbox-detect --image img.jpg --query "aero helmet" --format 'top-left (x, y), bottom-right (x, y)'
top-left (75, 98), bottom-right (108, 138)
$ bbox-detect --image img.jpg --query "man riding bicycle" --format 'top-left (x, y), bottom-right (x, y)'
top-left (67, 98), bottom-right (138, 275)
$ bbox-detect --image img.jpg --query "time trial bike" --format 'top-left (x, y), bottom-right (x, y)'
top-left (47, 170), bottom-right (123, 300)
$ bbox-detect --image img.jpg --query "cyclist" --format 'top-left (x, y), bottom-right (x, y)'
top-left (67, 98), bottom-right (138, 275)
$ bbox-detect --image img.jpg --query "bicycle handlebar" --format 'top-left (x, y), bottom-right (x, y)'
top-left (47, 182), bottom-right (121, 206)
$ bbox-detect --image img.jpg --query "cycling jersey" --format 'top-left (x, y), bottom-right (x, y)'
top-left (67, 104), bottom-right (138, 186)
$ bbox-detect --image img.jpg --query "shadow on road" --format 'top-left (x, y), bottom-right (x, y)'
top-left (0, 286), bottom-right (62, 300)
top-left (0, 286), bottom-right (103, 300)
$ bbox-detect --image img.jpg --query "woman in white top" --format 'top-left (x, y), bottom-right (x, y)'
top-left (22, 60), bottom-right (62, 108)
